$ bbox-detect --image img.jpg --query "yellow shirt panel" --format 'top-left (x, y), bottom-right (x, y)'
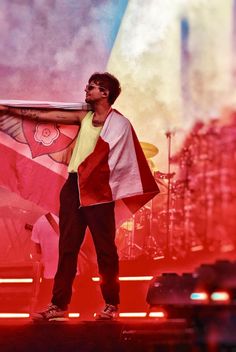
top-left (68, 111), bottom-right (102, 173)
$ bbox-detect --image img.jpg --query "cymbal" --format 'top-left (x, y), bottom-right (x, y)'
top-left (140, 141), bottom-right (159, 158)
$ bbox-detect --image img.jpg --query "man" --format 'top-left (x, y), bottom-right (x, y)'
top-left (0, 72), bottom-right (159, 320)
top-left (31, 213), bottom-right (59, 310)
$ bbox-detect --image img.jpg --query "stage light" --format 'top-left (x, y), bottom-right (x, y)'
top-left (0, 278), bottom-right (33, 283)
top-left (191, 245), bottom-right (204, 252)
top-left (119, 312), bottom-right (147, 317)
top-left (119, 276), bottom-right (153, 281)
top-left (211, 291), bottom-right (230, 302)
top-left (68, 313), bottom-right (80, 318)
top-left (190, 292), bottom-right (208, 301)
top-left (93, 312), bottom-right (152, 318)
top-left (92, 277), bottom-right (100, 282)
top-left (92, 276), bottom-right (153, 282)
top-left (148, 311), bottom-right (165, 318)
top-left (221, 244), bottom-right (234, 252)
top-left (0, 313), bottom-right (30, 318)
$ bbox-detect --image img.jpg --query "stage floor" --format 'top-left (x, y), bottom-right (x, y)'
top-left (0, 315), bottom-right (236, 352)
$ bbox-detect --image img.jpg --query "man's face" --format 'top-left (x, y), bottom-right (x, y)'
top-left (84, 81), bottom-right (107, 104)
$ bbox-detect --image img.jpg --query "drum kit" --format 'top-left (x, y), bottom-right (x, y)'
top-left (118, 118), bottom-right (236, 260)
top-left (118, 131), bottom-right (191, 260)
top-left (117, 140), bottom-right (174, 260)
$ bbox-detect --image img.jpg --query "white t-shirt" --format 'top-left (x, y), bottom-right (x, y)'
top-left (31, 214), bottom-right (59, 279)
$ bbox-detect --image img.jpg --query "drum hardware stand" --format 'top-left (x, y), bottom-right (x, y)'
top-left (143, 200), bottom-right (159, 258)
top-left (181, 147), bottom-right (193, 254)
top-left (165, 131), bottom-right (175, 259)
top-left (120, 213), bottom-right (143, 260)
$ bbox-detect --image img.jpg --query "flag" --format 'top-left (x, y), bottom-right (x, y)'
top-left (0, 102), bottom-right (159, 225)
top-left (0, 100), bottom-right (89, 214)
top-left (77, 109), bottom-right (160, 225)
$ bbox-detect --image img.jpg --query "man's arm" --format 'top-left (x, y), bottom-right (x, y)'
top-left (35, 243), bottom-right (42, 256)
top-left (30, 242), bottom-right (42, 262)
top-left (0, 105), bottom-right (88, 124)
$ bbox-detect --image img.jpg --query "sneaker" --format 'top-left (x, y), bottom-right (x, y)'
top-left (95, 304), bottom-right (118, 321)
top-left (31, 303), bottom-right (68, 321)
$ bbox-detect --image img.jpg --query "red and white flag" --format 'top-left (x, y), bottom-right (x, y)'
top-left (77, 109), bottom-right (160, 225)
top-left (0, 100), bottom-right (88, 214)
top-left (0, 101), bottom-right (159, 225)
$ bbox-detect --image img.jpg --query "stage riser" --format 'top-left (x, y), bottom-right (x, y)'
top-left (0, 319), bottom-right (236, 351)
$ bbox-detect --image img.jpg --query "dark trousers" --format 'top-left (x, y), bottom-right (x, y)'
top-left (52, 173), bottom-right (120, 310)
